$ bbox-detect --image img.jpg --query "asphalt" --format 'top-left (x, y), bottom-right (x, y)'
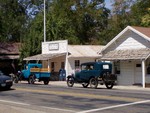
top-left (48, 81), bottom-right (150, 91)
top-left (1, 81), bottom-right (150, 113)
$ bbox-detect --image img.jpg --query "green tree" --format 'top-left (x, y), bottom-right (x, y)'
top-left (0, 0), bottom-right (26, 42)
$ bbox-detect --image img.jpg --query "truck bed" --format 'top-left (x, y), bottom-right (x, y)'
top-left (30, 68), bottom-right (51, 73)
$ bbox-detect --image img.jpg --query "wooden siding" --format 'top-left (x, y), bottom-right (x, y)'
top-left (104, 30), bottom-right (150, 53)
top-left (117, 61), bottom-right (134, 85)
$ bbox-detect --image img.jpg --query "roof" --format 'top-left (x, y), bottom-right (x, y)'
top-left (23, 53), bottom-right (66, 60)
top-left (101, 26), bottom-right (150, 60)
top-left (68, 45), bottom-right (104, 58)
top-left (0, 42), bottom-right (21, 59)
top-left (101, 26), bottom-right (150, 53)
top-left (132, 26), bottom-right (150, 38)
top-left (101, 48), bottom-right (150, 60)
top-left (0, 42), bottom-right (20, 54)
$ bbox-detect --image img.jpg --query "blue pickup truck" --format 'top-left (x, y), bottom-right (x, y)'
top-left (67, 62), bottom-right (117, 89)
top-left (21, 63), bottom-right (50, 85)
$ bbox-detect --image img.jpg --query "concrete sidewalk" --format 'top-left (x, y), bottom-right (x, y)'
top-left (49, 81), bottom-right (150, 91)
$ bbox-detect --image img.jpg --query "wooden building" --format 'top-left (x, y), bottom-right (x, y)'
top-left (101, 26), bottom-right (150, 88)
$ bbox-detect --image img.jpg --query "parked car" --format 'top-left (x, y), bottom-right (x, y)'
top-left (0, 71), bottom-right (13, 89)
top-left (67, 62), bottom-right (117, 89)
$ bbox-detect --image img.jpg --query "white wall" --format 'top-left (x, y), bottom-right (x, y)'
top-left (68, 57), bottom-right (96, 75)
top-left (117, 61), bottom-right (134, 85)
top-left (42, 40), bottom-right (68, 54)
top-left (105, 30), bottom-right (150, 53)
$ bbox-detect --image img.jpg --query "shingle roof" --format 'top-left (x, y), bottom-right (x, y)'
top-left (101, 48), bottom-right (150, 60)
top-left (0, 42), bottom-right (20, 54)
top-left (68, 45), bottom-right (104, 58)
top-left (132, 26), bottom-right (150, 38)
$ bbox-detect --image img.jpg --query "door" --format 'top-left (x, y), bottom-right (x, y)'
top-left (134, 61), bottom-right (142, 84)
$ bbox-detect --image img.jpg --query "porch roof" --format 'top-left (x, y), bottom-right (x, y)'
top-left (23, 53), bottom-right (66, 61)
top-left (101, 48), bottom-right (150, 60)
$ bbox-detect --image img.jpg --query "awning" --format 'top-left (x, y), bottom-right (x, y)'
top-left (23, 53), bottom-right (66, 61)
top-left (101, 48), bottom-right (150, 60)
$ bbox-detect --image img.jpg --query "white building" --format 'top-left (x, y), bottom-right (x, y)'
top-left (24, 40), bottom-right (104, 80)
top-left (101, 26), bottom-right (150, 88)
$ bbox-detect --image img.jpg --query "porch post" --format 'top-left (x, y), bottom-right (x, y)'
top-left (48, 59), bottom-right (50, 72)
top-left (142, 59), bottom-right (146, 88)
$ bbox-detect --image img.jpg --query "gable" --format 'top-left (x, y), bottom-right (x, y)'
top-left (104, 29), bottom-right (150, 53)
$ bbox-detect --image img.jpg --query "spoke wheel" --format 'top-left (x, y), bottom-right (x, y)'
top-left (44, 80), bottom-right (49, 85)
top-left (105, 82), bottom-right (114, 89)
top-left (67, 77), bottom-right (74, 87)
top-left (89, 78), bottom-right (98, 89)
top-left (28, 75), bottom-right (35, 84)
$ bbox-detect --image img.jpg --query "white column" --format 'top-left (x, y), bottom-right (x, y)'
top-left (48, 59), bottom-right (50, 72)
top-left (142, 59), bottom-right (146, 88)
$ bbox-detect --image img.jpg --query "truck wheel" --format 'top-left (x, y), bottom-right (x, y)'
top-left (105, 82), bottom-right (114, 89)
top-left (89, 78), bottom-right (98, 89)
top-left (44, 80), bottom-right (49, 85)
top-left (67, 77), bottom-right (74, 87)
top-left (82, 83), bottom-right (89, 88)
top-left (28, 75), bottom-right (35, 84)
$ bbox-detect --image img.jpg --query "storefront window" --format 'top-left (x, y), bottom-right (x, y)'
top-left (75, 60), bottom-right (80, 69)
top-left (114, 61), bottom-right (120, 74)
top-left (146, 59), bottom-right (150, 74)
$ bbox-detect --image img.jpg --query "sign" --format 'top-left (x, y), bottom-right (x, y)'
top-left (49, 43), bottom-right (59, 50)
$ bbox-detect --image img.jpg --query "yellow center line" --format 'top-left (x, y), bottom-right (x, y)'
top-left (16, 87), bottom-right (143, 102)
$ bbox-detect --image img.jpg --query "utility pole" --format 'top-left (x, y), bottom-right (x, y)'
top-left (44, 0), bottom-right (46, 42)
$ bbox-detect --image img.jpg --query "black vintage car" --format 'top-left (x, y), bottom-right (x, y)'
top-left (67, 62), bottom-right (117, 89)
top-left (0, 71), bottom-right (13, 89)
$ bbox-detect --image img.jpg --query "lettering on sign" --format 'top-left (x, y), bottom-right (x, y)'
top-left (49, 43), bottom-right (59, 50)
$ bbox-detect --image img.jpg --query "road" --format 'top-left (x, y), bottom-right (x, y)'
top-left (0, 82), bottom-right (150, 113)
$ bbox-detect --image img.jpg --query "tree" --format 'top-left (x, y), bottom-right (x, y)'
top-left (0, 0), bottom-right (26, 42)
top-left (130, 0), bottom-right (150, 27)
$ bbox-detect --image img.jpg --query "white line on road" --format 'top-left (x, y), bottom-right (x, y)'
top-left (41, 106), bottom-right (76, 113)
top-left (0, 99), bottom-right (30, 106)
top-left (77, 100), bottom-right (150, 113)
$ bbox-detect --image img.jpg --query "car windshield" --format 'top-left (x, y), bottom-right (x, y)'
top-left (81, 64), bottom-right (94, 70)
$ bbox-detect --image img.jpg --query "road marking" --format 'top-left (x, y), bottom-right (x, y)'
top-left (41, 106), bottom-right (76, 112)
top-left (16, 87), bottom-right (142, 102)
top-left (0, 99), bottom-right (30, 106)
top-left (77, 100), bottom-right (150, 113)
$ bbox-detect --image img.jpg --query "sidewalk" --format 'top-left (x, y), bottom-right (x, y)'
top-left (49, 81), bottom-right (150, 91)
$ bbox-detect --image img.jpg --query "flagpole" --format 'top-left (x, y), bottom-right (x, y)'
top-left (44, 0), bottom-right (46, 42)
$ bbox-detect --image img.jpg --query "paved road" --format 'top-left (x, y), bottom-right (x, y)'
top-left (0, 82), bottom-right (150, 113)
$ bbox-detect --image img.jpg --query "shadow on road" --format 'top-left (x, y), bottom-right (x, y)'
top-left (0, 88), bottom-right (15, 92)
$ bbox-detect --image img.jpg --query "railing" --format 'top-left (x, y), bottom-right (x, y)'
top-left (30, 68), bottom-right (51, 72)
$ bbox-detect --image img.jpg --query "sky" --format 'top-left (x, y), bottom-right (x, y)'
top-left (105, 0), bottom-right (113, 9)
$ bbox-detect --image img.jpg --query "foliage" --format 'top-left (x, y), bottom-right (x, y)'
top-left (0, 0), bottom-right (26, 42)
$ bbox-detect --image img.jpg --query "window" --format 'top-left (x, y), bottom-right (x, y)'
top-left (75, 60), bottom-right (80, 69)
top-left (114, 61), bottom-right (120, 74)
top-left (146, 59), bottom-right (150, 74)
top-left (61, 62), bottom-right (65, 68)
top-left (103, 65), bottom-right (109, 69)
top-left (51, 62), bottom-right (54, 71)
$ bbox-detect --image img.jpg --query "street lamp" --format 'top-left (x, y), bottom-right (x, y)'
top-left (44, 0), bottom-right (46, 42)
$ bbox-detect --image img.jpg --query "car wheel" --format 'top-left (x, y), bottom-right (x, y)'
top-left (82, 83), bottom-right (89, 88)
top-left (105, 82), bottom-right (114, 89)
top-left (67, 77), bottom-right (74, 87)
top-left (89, 78), bottom-right (98, 89)
top-left (28, 75), bottom-right (35, 84)
top-left (44, 80), bottom-right (49, 85)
